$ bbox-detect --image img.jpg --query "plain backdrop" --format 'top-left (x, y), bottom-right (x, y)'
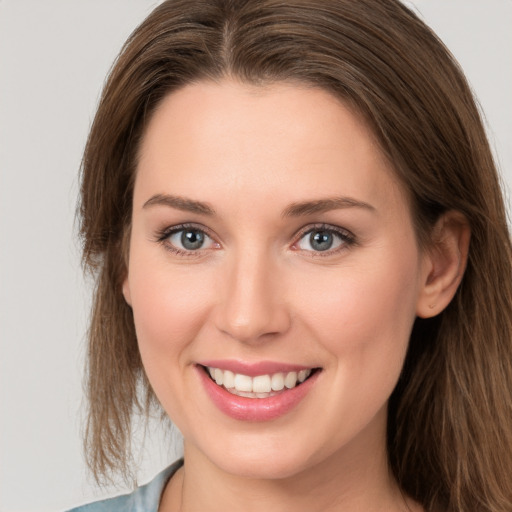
top-left (0, 1), bottom-right (511, 511)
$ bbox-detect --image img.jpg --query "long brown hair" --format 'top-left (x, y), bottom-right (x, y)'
top-left (79, 1), bottom-right (512, 510)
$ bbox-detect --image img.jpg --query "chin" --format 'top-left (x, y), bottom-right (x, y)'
top-left (200, 437), bottom-right (321, 481)
top-left (220, 457), bottom-right (308, 480)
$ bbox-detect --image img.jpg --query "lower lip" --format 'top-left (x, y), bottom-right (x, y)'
top-left (197, 366), bottom-right (320, 421)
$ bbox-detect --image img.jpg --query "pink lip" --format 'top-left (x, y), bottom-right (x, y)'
top-left (196, 365), bottom-right (320, 422)
top-left (198, 359), bottom-right (313, 377)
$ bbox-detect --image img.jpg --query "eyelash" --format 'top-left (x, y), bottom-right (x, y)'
top-left (292, 223), bottom-right (356, 257)
top-left (155, 223), bottom-right (218, 257)
top-left (154, 223), bottom-right (356, 257)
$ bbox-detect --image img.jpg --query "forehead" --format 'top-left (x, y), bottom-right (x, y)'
top-left (134, 79), bottom-right (407, 218)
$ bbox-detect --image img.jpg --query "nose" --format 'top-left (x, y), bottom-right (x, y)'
top-left (214, 249), bottom-right (291, 344)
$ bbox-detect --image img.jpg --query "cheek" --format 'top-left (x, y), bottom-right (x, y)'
top-left (127, 254), bottom-right (215, 364)
top-left (297, 247), bottom-right (421, 392)
top-left (304, 259), bottom-right (420, 443)
top-left (309, 240), bottom-right (419, 336)
top-left (127, 256), bottom-right (218, 424)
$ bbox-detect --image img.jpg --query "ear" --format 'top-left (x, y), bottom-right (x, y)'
top-left (416, 211), bottom-right (470, 318)
top-left (122, 277), bottom-right (132, 306)
top-left (121, 227), bottom-right (132, 306)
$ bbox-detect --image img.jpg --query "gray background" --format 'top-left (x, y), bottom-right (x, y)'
top-left (1, 1), bottom-right (511, 511)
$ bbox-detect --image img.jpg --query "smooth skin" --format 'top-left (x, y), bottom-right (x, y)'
top-left (123, 80), bottom-right (469, 512)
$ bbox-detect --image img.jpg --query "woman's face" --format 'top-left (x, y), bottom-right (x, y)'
top-left (123, 80), bottom-right (430, 479)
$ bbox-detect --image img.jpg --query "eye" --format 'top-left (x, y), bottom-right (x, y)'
top-left (295, 226), bottom-right (354, 253)
top-left (169, 229), bottom-right (209, 250)
top-left (157, 225), bottom-right (218, 254)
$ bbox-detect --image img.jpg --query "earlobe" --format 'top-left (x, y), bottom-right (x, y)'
top-left (416, 211), bottom-right (470, 318)
top-left (122, 277), bottom-right (132, 306)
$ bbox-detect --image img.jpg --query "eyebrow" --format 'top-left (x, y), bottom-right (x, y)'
top-left (142, 193), bottom-right (375, 217)
top-left (282, 197), bottom-right (376, 217)
top-left (143, 194), bottom-right (215, 215)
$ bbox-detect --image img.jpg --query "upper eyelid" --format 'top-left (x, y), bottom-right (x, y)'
top-left (155, 223), bottom-right (220, 253)
top-left (292, 224), bottom-right (356, 254)
top-left (294, 223), bottom-right (354, 240)
top-left (156, 222), bottom-right (354, 249)
top-left (158, 222), bottom-right (216, 240)
top-left (156, 224), bottom-right (220, 256)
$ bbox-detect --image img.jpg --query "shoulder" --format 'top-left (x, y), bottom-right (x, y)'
top-left (67, 459), bottom-right (183, 512)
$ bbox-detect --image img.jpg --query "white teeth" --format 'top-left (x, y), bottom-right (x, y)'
top-left (223, 370), bottom-right (235, 389)
top-left (206, 366), bottom-right (313, 396)
top-left (252, 375), bottom-right (271, 393)
top-left (271, 372), bottom-right (285, 391)
top-left (231, 390), bottom-right (251, 397)
top-left (214, 368), bottom-right (223, 386)
top-left (284, 371), bottom-right (298, 389)
top-left (234, 373), bottom-right (253, 392)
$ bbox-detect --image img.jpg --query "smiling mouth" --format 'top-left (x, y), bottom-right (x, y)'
top-left (201, 365), bottom-right (320, 399)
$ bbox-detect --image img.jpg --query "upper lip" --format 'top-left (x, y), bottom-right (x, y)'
top-left (198, 359), bottom-right (317, 377)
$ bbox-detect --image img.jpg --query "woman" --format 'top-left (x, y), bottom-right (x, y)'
top-left (70, 0), bottom-right (512, 511)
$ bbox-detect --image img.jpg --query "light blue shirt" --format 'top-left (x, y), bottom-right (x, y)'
top-left (67, 459), bottom-right (183, 512)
